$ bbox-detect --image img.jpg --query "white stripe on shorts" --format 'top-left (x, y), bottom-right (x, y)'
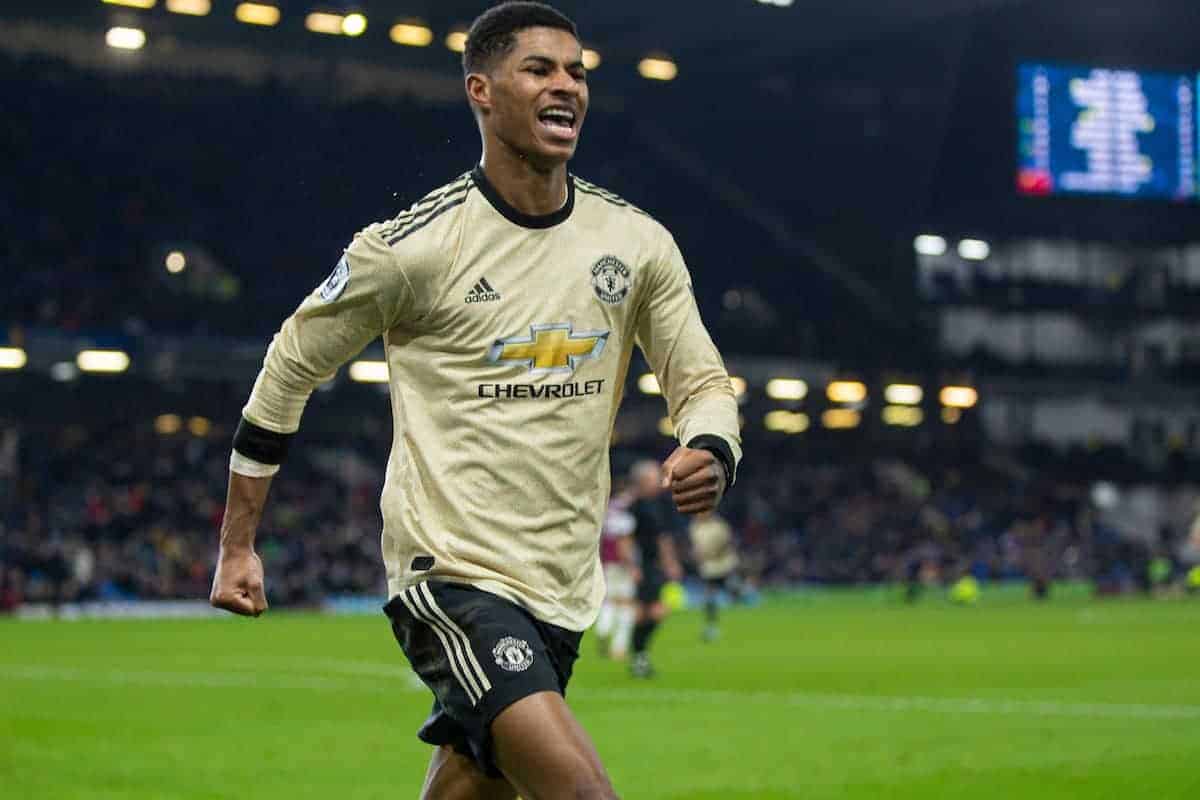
top-left (418, 582), bottom-right (493, 696)
top-left (400, 587), bottom-right (484, 705)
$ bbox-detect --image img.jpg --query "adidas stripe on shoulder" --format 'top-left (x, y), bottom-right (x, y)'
top-left (381, 173), bottom-right (474, 245)
top-left (572, 176), bottom-right (650, 218)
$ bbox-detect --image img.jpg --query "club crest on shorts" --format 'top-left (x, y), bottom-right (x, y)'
top-left (318, 255), bottom-right (351, 303)
top-left (492, 636), bottom-right (534, 672)
top-left (591, 256), bottom-right (631, 305)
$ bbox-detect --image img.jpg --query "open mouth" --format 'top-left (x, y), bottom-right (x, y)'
top-left (537, 106), bottom-right (578, 141)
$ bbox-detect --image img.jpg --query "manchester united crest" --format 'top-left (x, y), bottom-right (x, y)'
top-left (591, 256), bottom-right (631, 305)
top-left (492, 636), bottom-right (535, 672)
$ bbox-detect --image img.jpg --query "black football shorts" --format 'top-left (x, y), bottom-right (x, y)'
top-left (383, 580), bottom-right (583, 777)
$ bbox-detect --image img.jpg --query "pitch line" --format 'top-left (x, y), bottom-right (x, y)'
top-left (1, 664), bottom-right (1197, 721)
top-left (571, 687), bottom-right (1200, 721)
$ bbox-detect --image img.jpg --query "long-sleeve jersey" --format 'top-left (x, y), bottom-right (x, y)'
top-left (235, 166), bottom-right (742, 630)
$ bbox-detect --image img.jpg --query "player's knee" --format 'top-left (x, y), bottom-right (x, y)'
top-left (567, 775), bottom-right (618, 800)
top-left (533, 759), bottom-right (617, 800)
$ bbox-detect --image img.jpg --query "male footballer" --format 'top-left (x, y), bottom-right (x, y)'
top-left (210, 3), bottom-right (741, 798)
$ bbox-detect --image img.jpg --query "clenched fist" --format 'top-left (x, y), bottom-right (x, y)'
top-left (210, 547), bottom-right (268, 617)
top-left (660, 446), bottom-right (726, 515)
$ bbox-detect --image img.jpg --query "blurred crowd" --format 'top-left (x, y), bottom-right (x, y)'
top-left (0, 420), bottom-right (386, 611)
top-left (728, 447), bottom-right (1200, 596)
top-left (4, 417), bottom-right (1198, 612)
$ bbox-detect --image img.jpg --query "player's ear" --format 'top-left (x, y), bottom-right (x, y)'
top-left (466, 72), bottom-right (492, 114)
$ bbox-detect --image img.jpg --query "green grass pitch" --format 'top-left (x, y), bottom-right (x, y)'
top-left (2, 587), bottom-right (1199, 799)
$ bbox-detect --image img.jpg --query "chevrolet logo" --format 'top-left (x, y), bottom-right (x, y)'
top-left (488, 323), bottom-right (609, 375)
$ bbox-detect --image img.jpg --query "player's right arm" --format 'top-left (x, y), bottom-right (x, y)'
top-left (238, 224), bottom-right (414, 436)
top-left (210, 473), bottom-right (271, 616)
top-left (210, 224), bottom-right (416, 617)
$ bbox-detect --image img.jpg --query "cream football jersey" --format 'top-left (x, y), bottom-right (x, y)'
top-left (236, 167), bottom-right (741, 630)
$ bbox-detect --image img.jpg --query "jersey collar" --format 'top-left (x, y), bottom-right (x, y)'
top-left (471, 165), bottom-right (575, 230)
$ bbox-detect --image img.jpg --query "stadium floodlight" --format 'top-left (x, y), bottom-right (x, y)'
top-left (657, 417), bottom-right (674, 437)
top-left (306, 12), bottom-right (344, 35)
top-left (638, 57), bottom-right (678, 82)
top-left (757, 0), bottom-right (795, 6)
top-left (76, 349), bottom-right (131, 374)
top-left (349, 360), bottom-right (388, 383)
top-left (390, 23), bottom-right (433, 47)
top-left (235, 3), bottom-right (280, 26)
top-left (826, 380), bottom-right (866, 404)
top-left (188, 416), bottom-right (212, 437)
top-left (637, 373), bottom-right (661, 395)
top-left (913, 234), bottom-right (947, 256)
top-left (165, 251), bottom-right (186, 273)
top-left (445, 30), bottom-right (468, 53)
top-left (766, 378), bottom-right (807, 401)
top-left (730, 376), bottom-right (747, 399)
top-left (957, 238), bottom-right (990, 261)
top-left (582, 48), bottom-right (601, 69)
top-left (821, 408), bottom-right (860, 429)
top-left (105, 27), bottom-right (146, 50)
top-left (764, 410), bottom-right (809, 434)
top-left (939, 385), bottom-right (978, 408)
top-left (941, 407), bottom-right (962, 424)
top-left (166, 0), bottom-right (210, 15)
top-left (154, 414), bottom-right (182, 435)
top-left (103, 0), bottom-right (156, 8)
top-left (0, 347), bottom-right (27, 370)
top-left (342, 13), bottom-right (367, 36)
top-left (882, 405), bottom-right (923, 427)
top-left (884, 383), bottom-right (923, 405)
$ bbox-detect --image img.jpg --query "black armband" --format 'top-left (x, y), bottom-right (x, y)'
top-left (232, 417), bottom-right (294, 466)
top-left (686, 434), bottom-right (736, 487)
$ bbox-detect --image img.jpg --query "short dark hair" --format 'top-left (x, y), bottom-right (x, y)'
top-left (463, 2), bottom-right (579, 75)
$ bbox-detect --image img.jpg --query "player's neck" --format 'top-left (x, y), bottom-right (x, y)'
top-left (478, 149), bottom-right (569, 218)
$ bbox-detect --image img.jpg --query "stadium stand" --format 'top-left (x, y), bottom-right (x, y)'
top-left (3, 15), bottom-right (1200, 612)
top-left (4, 409), bottom-right (1196, 609)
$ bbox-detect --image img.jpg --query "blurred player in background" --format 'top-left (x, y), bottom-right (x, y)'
top-left (629, 460), bottom-right (684, 678)
top-left (1181, 511), bottom-right (1200, 585)
top-left (592, 485), bottom-right (639, 660)
top-left (689, 510), bottom-right (741, 642)
top-left (208, 2), bottom-right (741, 798)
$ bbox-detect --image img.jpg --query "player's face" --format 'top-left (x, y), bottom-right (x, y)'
top-left (486, 27), bottom-right (589, 167)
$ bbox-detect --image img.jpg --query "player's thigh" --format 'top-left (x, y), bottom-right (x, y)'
top-left (420, 745), bottom-right (518, 800)
top-left (491, 690), bottom-right (617, 800)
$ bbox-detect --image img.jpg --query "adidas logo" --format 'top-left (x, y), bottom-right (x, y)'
top-left (465, 277), bottom-right (502, 304)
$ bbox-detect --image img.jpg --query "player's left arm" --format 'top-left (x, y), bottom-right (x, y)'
top-left (635, 231), bottom-right (742, 515)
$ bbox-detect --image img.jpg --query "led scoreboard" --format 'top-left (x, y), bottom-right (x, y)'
top-left (1017, 63), bottom-right (1198, 200)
